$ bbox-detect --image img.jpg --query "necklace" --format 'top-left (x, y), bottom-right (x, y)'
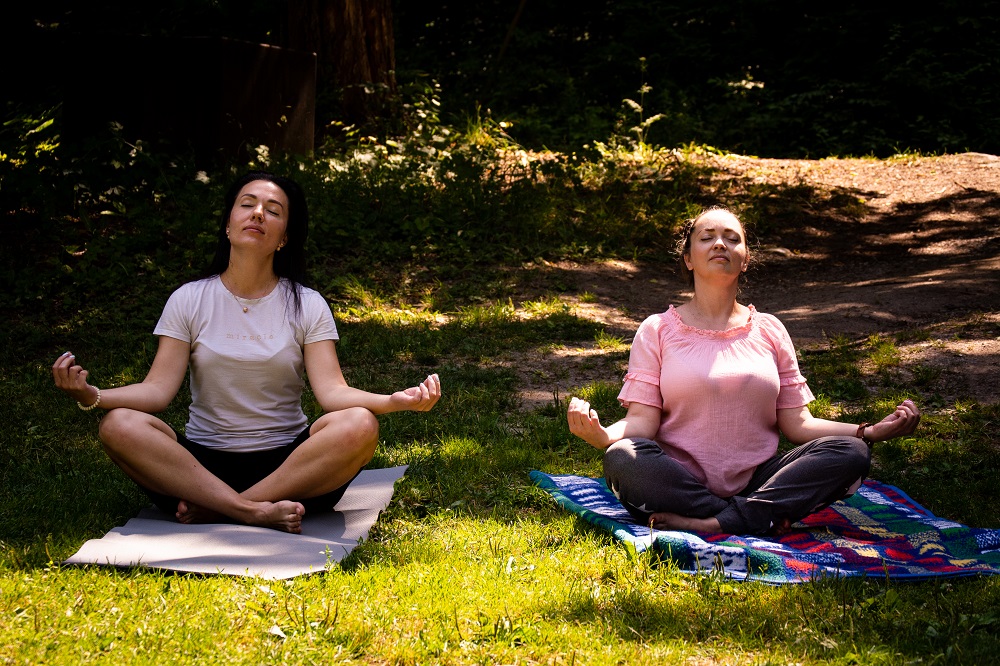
top-left (233, 292), bottom-right (249, 314)
top-left (221, 275), bottom-right (277, 314)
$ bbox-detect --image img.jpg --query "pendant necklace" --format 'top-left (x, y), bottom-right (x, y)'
top-left (222, 275), bottom-right (275, 314)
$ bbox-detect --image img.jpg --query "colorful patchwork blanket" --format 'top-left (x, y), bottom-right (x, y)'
top-left (530, 471), bottom-right (1000, 584)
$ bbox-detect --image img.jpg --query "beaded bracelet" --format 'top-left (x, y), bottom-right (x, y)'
top-left (77, 387), bottom-right (101, 411)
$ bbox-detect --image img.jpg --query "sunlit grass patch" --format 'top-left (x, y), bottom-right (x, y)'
top-left (521, 295), bottom-right (570, 318)
top-left (6, 312), bottom-right (1000, 665)
top-left (594, 329), bottom-right (629, 352)
top-left (870, 401), bottom-right (1000, 527)
top-left (570, 381), bottom-right (627, 422)
top-left (804, 393), bottom-right (839, 420)
top-left (456, 299), bottom-right (518, 328)
top-left (867, 333), bottom-right (902, 373)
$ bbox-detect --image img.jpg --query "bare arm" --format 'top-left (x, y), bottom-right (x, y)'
top-left (52, 336), bottom-right (190, 413)
top-left (303, 339), bottom-right (440, 415)
top-left (777, 399), bottom-right (921, 445)
top-left (567, 397), bottom-right (661, 450)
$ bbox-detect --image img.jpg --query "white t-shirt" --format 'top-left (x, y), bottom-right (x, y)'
top-left (153, 276), bottom-right (338, 451)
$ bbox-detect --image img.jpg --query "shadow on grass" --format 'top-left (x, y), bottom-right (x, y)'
top-left (743, 184), bottom-right (1000, 339)
top-left (528, 567), bottom-right (1000, 663)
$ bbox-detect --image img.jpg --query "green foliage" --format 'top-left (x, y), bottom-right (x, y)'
top-left (0, 90), bottom-right (706, 372)
top-left (11, 2), bottom-right (998, 160)
top-left (395, 1), bottom-right (1000, 157)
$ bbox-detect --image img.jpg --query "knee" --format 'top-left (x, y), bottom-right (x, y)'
top-left (818, 435), bottom-right (871, 479)
top-left (602, 438), bottom-right (647, 486)
top-left (843, 436), bottom-right (872, 475)
top-left (602, 440), bottom-right (632, 480)
top-left (347, 408), bottom-right (379, 465)
top-left (97, 408), bottom-right (139, 451)
top-left (346, 407), bottom-right (379, 444)
top-left (315, 407), bottom-right (379, 456)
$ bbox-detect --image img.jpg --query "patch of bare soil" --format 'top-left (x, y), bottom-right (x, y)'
top-left (509, 152), bottom-right (1000, 409)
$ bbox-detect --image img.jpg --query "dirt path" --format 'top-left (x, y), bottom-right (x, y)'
top-left (512, 152), bottom-right (1000, 407)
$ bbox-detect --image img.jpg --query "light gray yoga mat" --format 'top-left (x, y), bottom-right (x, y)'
top-left (65, 465), bottom-right (406, 579)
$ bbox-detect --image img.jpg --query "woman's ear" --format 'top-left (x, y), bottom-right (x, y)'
top-left (683, 252), bottom-right (693, 271)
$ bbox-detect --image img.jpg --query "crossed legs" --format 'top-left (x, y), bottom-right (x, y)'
top-left (98, 407), bottom-right (379, 533)
top-left (603, 436), bottom-right (871, 535)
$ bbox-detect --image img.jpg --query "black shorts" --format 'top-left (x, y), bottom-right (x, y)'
top-left (139, 425), bottom-right (358, 515)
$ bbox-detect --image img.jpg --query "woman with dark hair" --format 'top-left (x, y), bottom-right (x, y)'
top-left (53, 172), bottom-right (441, 533)
top-left (567, 206), bottom-right (920, 535)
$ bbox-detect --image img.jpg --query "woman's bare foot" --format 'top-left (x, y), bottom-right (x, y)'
top-left (176, 500), bottom-right (227, 525)
top-left (649, 511), bottom-right (723, 533)
top-left (176, 499), bottom-right (305, 534)
top-left (247, 500), bottom-right (305, 534)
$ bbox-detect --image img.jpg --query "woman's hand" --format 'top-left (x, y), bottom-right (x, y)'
top-left (388, 373), bottom-right (441, 412)
top-left (567, 397), bottom-right (611, 449)
top-left (868, 399), bottom-right (921, 442)
top-left (52, 351), bottom-right (100, 407)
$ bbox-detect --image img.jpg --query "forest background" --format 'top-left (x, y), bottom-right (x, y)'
top-left (6, 0), bottom-right (1000, 158)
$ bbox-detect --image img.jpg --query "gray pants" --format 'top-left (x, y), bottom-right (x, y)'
top-left (603, 436), bottom-right (871, 535)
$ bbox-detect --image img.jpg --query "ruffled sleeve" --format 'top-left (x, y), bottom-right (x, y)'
top-left (617, 314), bottom-right (666, 409)
top-left (757, 312), bottom-right (815, 409)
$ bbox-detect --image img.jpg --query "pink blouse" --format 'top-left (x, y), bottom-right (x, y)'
top-left (617, 305), bottom-right (814, 497)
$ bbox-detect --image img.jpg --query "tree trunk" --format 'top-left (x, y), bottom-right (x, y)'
top-left (286, 0), bottom-right (396, 134)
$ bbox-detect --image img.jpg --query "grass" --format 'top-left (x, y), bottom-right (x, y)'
top-left (2, 125), bottom-right (1000, 662)
top-left (3, 296), bottom-right (1000, 664)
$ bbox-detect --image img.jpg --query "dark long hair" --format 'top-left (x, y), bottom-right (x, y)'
top-left (205, 171), bottom-right (310, 316)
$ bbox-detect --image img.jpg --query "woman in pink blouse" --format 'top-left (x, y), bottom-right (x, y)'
top-left (567, 207), bottom-right (921, 535)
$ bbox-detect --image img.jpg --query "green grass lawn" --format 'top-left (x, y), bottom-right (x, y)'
top-left (3, 297), bottom-right (999, 664)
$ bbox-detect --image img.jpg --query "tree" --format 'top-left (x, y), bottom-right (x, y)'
top-left (285, 0), bottom-right (397, 137)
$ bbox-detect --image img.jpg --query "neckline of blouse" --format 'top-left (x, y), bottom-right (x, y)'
top-left (667, 303), bottom-right (757, 339)
top-left (217, 275), bottom-right (284, 305)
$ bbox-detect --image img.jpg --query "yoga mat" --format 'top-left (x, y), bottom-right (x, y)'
top-left (531, 471), bottom-right (1000, 584)
top-left (65, 466), bottom-right (407, 579)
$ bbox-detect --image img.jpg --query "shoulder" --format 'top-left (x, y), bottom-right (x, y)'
top-left (634, 310), bottom-right (671, 340)
top-left (294, 284), bottom-right (332, 313)
top-left (630, 308), bottom-right (678, 353)
top-left (752, 308), bottom-right (792, 338)
top-left (637, 308), bottom-right (677, 333)
top-left (295, 283), bottom-right (326, 301)
top-left (750, 307), bottom-right (799, 356)
top-left (163, 278), bottom-right (216, 307)
top-left (172, 277), bottom-right (217, 297)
